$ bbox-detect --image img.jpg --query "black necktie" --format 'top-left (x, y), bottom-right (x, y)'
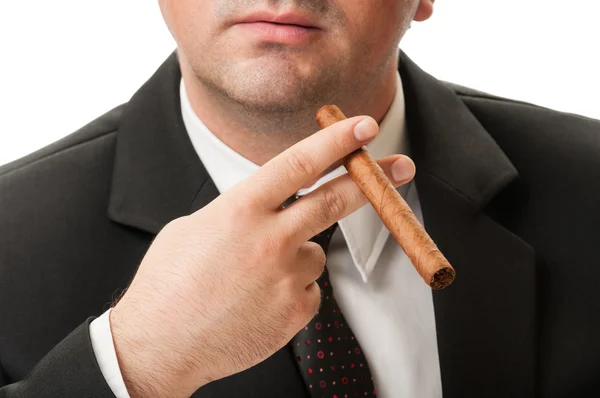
top-left (283, 195), bottom-right (377, 397)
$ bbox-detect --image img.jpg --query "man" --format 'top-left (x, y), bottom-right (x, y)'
top-left (1, 0), bottom-right (599, 396)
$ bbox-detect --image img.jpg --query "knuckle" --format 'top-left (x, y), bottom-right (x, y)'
top-left (286, 151), bottom-right (317, 180)
top-left (245, 176), bottom-right (275, 208)
top-left (322, 188), bottom-right (347, 220)
top-left (292, 210), bottom-right (320, 239)
top-left (313, 247), bottom-right (327, 270)
top-left (273, 221), bottom-right (295, 248)
top-left (298, 242), bottom-right (326, 279)
top-left (306, 242), bottom-right (326, 271)
top-left (312, 263), bottom-right (326, 282)
top-left (237, 194), bottom-right (263, 213)
top-left (221, 200), bottom-right (257, 230)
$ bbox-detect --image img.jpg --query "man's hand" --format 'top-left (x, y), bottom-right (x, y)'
top-left (109, 116), bottom-right (416, 397)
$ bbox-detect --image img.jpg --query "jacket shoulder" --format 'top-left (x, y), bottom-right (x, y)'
top-left (0, 103), bottom-right (126, 250)
top-left (446, 80), bottom-right (600, 125)
top-left (447, 81), bottom-right (600, 220)
top-left (444, 81), bottom-right (600, 161)
top-left (443, 81), bottom-right (508, 101)
top-left (0, 104), bottom-right (126, 178)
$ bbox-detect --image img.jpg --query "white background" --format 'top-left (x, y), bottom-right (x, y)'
top-left (0, 1), bottom-right (598, 166)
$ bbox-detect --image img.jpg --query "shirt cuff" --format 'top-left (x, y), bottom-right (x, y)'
top-left (89, 308), bottom-right (131, 398)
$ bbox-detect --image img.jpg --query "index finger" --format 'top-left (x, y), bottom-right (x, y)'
top-left (239, 115), bottom-right (379, 210)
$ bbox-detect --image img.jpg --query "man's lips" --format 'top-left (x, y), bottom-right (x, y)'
top-left (236, 22), bottom-right (319, 44)
top-left (232, 10), bottom-right (322, 45)
top-left (234, 11), bottom-right (321, 29)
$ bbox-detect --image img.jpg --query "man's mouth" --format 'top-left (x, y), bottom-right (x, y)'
top-left (233, 10), bottom-right (322, 45)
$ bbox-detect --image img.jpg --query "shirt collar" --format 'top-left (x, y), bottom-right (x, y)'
top-left (180, 73), bottom-right (407, 282)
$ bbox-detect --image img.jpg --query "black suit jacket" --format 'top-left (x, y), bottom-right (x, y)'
top-left (1, 52), bottom-right (599, 398)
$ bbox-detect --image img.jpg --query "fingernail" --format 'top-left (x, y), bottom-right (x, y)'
top-left (353, 118), bottom-right (379, 141)
top-left (391, 156), bottom-right (415, 182)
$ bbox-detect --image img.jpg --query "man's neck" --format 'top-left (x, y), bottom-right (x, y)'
top-left (180, 54), bottom-right (399, 166)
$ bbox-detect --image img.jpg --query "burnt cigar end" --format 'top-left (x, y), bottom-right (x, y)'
top-left (429, 267), bottom-right (456, 290)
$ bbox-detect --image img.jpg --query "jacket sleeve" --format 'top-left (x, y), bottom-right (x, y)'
top-left (0, 318), bottom-right (116, 398)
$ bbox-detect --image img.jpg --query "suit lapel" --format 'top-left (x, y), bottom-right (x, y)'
top-left (400, 53), bottom-right (537, 397)
top-left (107, 52), bottom-right (212, 234)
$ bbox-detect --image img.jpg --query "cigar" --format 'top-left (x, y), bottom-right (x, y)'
top-left (316, 105), bottom-right (455, 290)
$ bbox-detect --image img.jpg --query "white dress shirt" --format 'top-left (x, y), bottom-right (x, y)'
top-left (89, 72), bottom-right (442, 398)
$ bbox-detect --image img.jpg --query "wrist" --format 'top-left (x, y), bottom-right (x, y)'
top-left (109, 305), bottom-right (193, 398)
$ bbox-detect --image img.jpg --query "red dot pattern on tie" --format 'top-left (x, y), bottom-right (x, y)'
top-left (283, 195), bottom-right (377, 398)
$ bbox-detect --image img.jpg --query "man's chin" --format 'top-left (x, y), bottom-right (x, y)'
top-left (230, 91), bottom-right (318, 114)
top-left (223, 75), bottom-right (328, 113)
top-left (196, 55), bottom-right (340, 113)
